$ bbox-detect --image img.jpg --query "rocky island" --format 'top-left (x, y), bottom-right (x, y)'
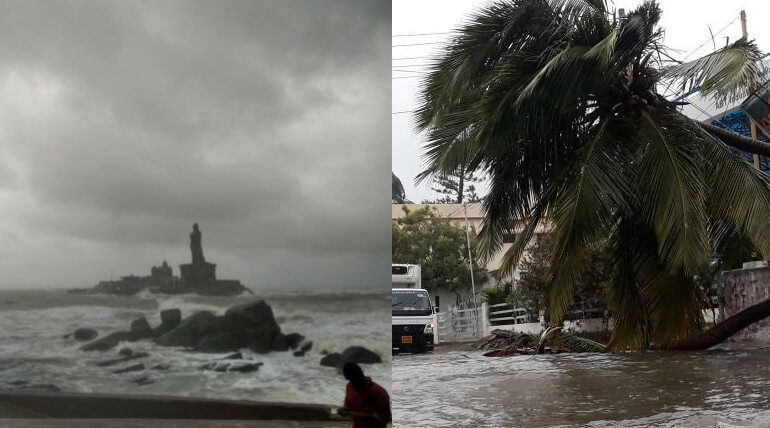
top-left (74, 223), bottom-right (252, 297)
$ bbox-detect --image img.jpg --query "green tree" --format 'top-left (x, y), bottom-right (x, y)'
top-left (480, 281), bottom-right (512, 305)
top-left (416, 0), bottom-right (770, 350)
top-left (392, 207), bottom-right (487, 301)
top-left (392, 172), bottom-right (407, 204)
top-left (424, 167), bottom-right (484, 204)
top-left (513, 233), bottom-right (610, 319)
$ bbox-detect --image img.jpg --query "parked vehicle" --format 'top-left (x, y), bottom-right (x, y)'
top-left (392, 264), bottom-right (438, 353)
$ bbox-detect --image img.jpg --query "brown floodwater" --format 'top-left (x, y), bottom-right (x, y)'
top-left (392, 344), bottom-right (770, 427)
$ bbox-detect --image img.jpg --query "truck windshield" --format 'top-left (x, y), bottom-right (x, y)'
top-left (392, 290), bottom-right (432, 316)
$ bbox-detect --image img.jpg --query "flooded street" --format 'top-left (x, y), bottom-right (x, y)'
top-left (393, 345), bottom-right (770, 427)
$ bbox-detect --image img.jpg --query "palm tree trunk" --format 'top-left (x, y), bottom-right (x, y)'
top-left (700, 122), bottom-right (770, 157)
top-left (662, 298), bottom-right (770, 350)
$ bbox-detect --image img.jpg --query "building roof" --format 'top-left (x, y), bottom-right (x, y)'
top-left (392, 203), bottom-right (485, 220)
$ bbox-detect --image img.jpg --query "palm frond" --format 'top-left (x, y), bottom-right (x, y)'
top-left (584, 26), bottom-right (618, 67)
top-left (545, 120), bottom-right (635, 322)
top-left (612, 1), bottom-right (663, 69)
top-left (559, 331), bottom-right (607, 352)
top-left (635, 111), bottom-right (709, 274)
top-left (698, 125), bottom-right (770, 259)
top-left (494, 202), bottom-right (547, 276)
top-left (662, 38), bottom-right (763, 107)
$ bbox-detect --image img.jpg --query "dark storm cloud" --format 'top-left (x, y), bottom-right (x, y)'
top-left (0, 0), bottom-right (390, 289)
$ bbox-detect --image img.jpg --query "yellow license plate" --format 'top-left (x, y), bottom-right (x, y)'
top-left (401, 335), bottom-right (413, 344)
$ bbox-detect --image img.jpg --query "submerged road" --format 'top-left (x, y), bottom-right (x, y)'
top-left (393, 343), bottom-right (770, 427)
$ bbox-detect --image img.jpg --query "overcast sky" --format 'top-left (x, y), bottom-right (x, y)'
top-left (393, 0), bottom-right (770, 203)
top-left (0, 0), bottom-right (390, 291)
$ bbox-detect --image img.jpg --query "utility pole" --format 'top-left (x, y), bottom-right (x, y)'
top-left (463, 202), bottom-right (479, 338)
top-left (741, 9), bottom-right (762, 170)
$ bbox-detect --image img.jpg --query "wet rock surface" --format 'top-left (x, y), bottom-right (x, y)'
top-left (79, 300), bottom-right (306, 355)
top-left (319, 346), bottom-right (381, 368)
top-left (341, 346), bottom-right (381, 364)
top-left (161, 309), bottom-right (182, 327)
top-left (320, 353), bottom-right (343, 367)
top-left (155, 311), bottom-right (219, 347)
top-left (80, 331), bottom-right (132, 352)
top-left (285, 333), bottom-right (304, 349)
top-left (130, 317), bottom-right (153, 340)
top-left (94, 352), bottom-right (149, 367)
top-left (153, 308), bottom-right (183, 337)
top-left (222, 352), bottom-right (242, 360)
top-left (130, 375), bottom-right (155, 386)
top-left (113, 363), bottom-right (144, 374)
top-left (200, 361), bottom-right (263, 373)
top-left (72, 328), bottom-right (98, 341)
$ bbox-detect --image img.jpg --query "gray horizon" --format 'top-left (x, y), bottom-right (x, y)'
top-left (0, 0), bottom-right (391, 291)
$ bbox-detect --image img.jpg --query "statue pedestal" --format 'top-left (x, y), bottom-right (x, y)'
top-left (180, 262), bottom-right (217, 286)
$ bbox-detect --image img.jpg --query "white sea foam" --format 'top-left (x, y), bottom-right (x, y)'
top-left (0, 289), bottom-right (390, 406)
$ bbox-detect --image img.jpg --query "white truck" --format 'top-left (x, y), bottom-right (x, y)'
top-left (392, 264), bottom-right (438, 354)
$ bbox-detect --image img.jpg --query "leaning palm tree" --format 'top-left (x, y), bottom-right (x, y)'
top-left (416, 0), bottom-right (770, 350)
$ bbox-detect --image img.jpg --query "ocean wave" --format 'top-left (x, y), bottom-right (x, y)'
top-left (0, 290), bottom-right (391, 406)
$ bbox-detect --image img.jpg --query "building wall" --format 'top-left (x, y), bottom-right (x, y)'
top-left (722, 265), bottom-right (770, 342)
top-left (392, 203), bottom-right (550, 295)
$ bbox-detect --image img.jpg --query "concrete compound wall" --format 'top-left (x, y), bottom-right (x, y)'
top-left (0, 390), bottom-right (342, 421)
top-left (722, 265), bottom-right (770, 342)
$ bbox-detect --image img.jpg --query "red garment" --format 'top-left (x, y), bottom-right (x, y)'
top-left (343, 377), bottom-right (391, 428)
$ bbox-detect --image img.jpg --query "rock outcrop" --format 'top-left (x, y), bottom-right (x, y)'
top-left (341, 346), bottom-right (381, 364)
top-left (155, 311), bottom-right (219, 348)
top-left (81, 331), bottom-right (132, 352)
top-left (200, 361), bottom-right (263, 373)
top-left (94, 352), bottom-right (149, 367)
top-left (113, 363), bottom-right (144, 374)
top-left (80, 300), bottom-right (305, 355)
top-left (130, 375), bottom-right (155, 386)
top-left (320, 353), bottom-right (343, 368)
top-left (161, 309), bottom-right (182, 327)
top-left (130, 317), bottom-right (153, 340)
top-left (83, 224), bottom-right (252, 297)
top-left (319, 346), bottom-right (382, 368)
top-left (153, 309), bottom-right (182, 337)
top-left (73, 328), bottom-right (98, 341)
top-left (285, 333), bottom-right (304, 349)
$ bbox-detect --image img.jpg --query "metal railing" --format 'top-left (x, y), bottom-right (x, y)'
top-left (487, 303), bottom-right (539, 325)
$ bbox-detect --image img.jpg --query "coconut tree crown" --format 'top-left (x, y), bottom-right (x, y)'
top-left (417, 0), bottom-right (770, 349)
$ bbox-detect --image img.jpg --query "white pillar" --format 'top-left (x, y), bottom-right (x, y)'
top-left (538, 310), bottom-right (546, 332)
top-left (481, 302), bottom-right (490, 337)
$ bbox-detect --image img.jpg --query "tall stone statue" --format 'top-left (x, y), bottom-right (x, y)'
top-left (190, 223), bottom-right (205, 265)
top-left (180, 223), bottom-right (217, 285)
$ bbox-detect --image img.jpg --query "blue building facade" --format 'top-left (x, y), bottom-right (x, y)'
top-left (710, 109), bottom-right (770, 173)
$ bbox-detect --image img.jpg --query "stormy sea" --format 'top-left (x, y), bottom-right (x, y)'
top-left (0, 288), bottom-right (390, 425)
